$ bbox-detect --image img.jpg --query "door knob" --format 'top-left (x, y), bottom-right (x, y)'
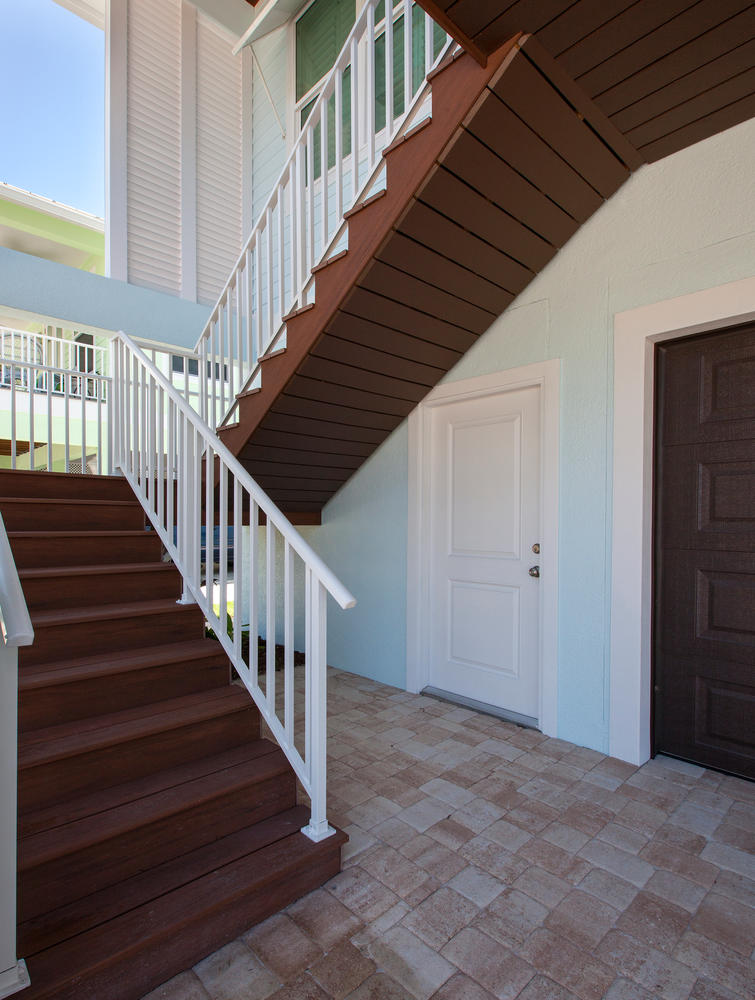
top-left (529, 565), bottom-right (540, 578)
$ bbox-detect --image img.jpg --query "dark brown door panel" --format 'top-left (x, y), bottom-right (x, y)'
top-left (660, 442), bottom-right (755, 550)
top-left (654, 321), bottom-right (755, 775)
top-left (655, 654), bottom-right (755, 779)
top-left (658, 551), bottom-right (755, 662)
top-left (657, 324), bottom-right (755, 445)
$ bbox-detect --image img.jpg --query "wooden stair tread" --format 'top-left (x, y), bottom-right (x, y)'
top-left (19, 739), bottom-right (288, 870)
top-left (21, 818), bottom-right (346, 1000)
top-left (19, 638), bottom-right (226, 686)
top-left (8, 529), bottom-right (157, 540)
top-left (19, 561), bottom-right (174, 580)
top-left (19, 685), bottom-right (251, 763)
top-left (0, 497), bottom-right (141, 509)
top-left (0, 469), bottom-right (134, 500)
top-left (19, 805), bottom-right (310, 958)
top-left (20, 742), bottom-right (276, 839)
top-left (29, 597), bottom-right (198, 628)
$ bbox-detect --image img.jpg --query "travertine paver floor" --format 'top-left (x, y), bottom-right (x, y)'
top-left (143, 668), bottom-right (755, 1000)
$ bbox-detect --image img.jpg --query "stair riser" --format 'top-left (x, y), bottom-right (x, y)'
top-left (0, 471), bottom-right (134, 502)
top-left (20, 769), bottom-right (296, 932)
top-left (22, 838), bottom-right (343, 1000)
top-left (20, 567), bottom-right (181, 611)
top-left (0, 503), bottom-right (146, 532)
top-left (10, 532), bottom-right (162, 568)
top-left (20, 655), bottom-right (230, 732)
top-left (21, 606), bottom-right (205, 666)
top-left (19, 706), bottom-right (259, 814)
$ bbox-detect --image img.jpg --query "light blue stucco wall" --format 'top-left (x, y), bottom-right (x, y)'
top-left (251, 26), bottom-right (289, 224)
top-left (0, 247), bottom-right (211, 347)
top-left (304, 116), bottom-right (755, 754)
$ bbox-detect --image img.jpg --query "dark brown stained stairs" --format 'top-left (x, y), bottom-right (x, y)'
top-left (0, 469), bottom-right (346, 1000)
top-left (218, 34), bottom-right (641, 517)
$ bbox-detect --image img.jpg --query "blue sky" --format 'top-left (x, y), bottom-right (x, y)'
top-left (0, 0), bottom-right (104, 216)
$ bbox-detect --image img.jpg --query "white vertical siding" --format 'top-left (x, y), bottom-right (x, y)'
top-left (251, 26), bottom-right (289, 224)
top-left (196, 14), bottom-right (244, 306)
top-left (126, 0), bottom-right (182, 295)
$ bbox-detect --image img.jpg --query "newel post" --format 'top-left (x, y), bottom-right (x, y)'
top-left (0, 641), bottom-right (30, 998)
top-left (302, 577), bottom-right (335, 843)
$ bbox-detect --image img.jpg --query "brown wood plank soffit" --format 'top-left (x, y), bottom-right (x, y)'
top-left (413, 0), bottom-right (755, 162)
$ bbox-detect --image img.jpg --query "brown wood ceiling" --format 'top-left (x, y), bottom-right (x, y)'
top-left (415, 0), bottom-right (755, 162)
top-left (219, 35), bottom-right (640, 518)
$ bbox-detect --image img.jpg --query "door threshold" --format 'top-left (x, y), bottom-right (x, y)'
top-left (421, 686), bottom-right (539, 730)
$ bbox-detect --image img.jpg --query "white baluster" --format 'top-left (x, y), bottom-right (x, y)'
top-left (266, 519), bottom-right (276, 713)
top-left (385, 1), bottom-right (394, 136)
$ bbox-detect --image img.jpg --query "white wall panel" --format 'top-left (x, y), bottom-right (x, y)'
top-left (126, 0), bottom-right (182, 295)
top-left (196, 13), bottom-right (243, 305)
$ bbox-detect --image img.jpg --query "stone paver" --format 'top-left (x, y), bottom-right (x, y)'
top-left (139, 668), bottom-right (755, 1000)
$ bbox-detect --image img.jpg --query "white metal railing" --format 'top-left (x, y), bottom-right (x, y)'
top-left (112, 331), bottom-right (356, 842)
top-left (196, 0), bottom-right (451, 427)
top-left (0, 329), bottom-right (113, 475)
top-left (0, 326), bottom-right (206, 476)
top-left (0, 511), bottom-right (33, 997)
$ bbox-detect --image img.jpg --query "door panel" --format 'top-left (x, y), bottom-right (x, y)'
top-left (428, 385), bottom-right (541, 721)
top-left (654, 322), bottom-right (755, 778)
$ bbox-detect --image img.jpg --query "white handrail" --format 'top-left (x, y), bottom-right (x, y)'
top-left (195, 0), bottom-right (451, 428)
top-left (112, 330), bottom-right (356, 841)
top-left (0, 512), bottom-right (33, 649)
top-left (0, 510), bottom-right (32, 998)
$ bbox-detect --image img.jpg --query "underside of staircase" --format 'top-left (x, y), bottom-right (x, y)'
top-left (218, 33), bottom-right (641, 519)
top-left (0, 469), bottom-right (345, 1000)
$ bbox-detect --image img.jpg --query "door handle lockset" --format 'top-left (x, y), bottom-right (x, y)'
top-left (529, 565), bottom-right (540, 578)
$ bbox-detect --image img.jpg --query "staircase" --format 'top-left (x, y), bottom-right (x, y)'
top-left (0, 469), bottom-right (345, 1000)
top-left (213, 33), bottom-right (641, 518)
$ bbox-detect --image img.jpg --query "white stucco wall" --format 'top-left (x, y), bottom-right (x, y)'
top-left (305, 116), bottom-right (755, 754)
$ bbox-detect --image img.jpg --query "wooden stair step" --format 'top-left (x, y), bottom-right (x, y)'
top-left (0, 497), bottom-right (145, 532)
top-left (20, 812), bottom-right (346, 1000)
top-left (20, 742), bottom-right (268, 838)
top-left (18, 561), bottom-right (181, 611)
top-left (0, 469), bottom-right (134, 501)
top-left (8, 529), bottom-right (163, 568)
top-left (18, 686), bottom-right (258, 813)
top-left (22, 598), bottom-right (205, 666)
top-left (19, 803), bottom-right (309, 956)
top-left (19, 638), bottom-right (230, 731)
top-left (19, 739), bottom-right (294, 928)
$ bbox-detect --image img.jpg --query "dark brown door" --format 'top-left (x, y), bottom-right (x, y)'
top-left (654, 322), bottom-right (755, 779)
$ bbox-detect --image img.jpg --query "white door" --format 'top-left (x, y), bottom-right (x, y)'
top-left (427, 385), bottom-right (541, 723)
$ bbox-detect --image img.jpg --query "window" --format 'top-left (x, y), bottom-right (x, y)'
top-left (294, 0), bottom-right (446, 175)
top-left (171, 354), bottom-right (199, 377)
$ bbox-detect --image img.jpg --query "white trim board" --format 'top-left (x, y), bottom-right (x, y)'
top-left (610, 275), bottom-right (755, 766)
top-left (407, 360), bottom-right (560, 738)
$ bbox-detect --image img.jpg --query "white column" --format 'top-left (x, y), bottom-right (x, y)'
top-left (105, 0), bottom-right (128, 281)
top-left (180, 1), bottom-right (198, 302)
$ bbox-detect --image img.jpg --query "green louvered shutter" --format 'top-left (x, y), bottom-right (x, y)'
top-left (296, 0), bottom-right (356, 101)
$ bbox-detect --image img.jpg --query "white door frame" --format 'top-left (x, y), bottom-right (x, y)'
top-left (610, 275), bottom-right (755, 765)
top-left (407, 360), bottom-right (560, 738)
